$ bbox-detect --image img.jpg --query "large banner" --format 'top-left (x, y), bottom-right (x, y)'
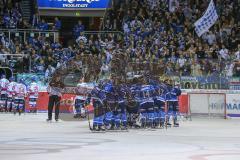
top-left (176, 76), bottom-right (229, 90)
top-left (25, 92), bottom-right (93, 113)
top-left (226, 94), bottom-right (240, 117)
top-left (37, 0), bottom-right (110, 9)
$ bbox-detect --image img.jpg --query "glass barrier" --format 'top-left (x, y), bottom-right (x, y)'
top-left (16, 66), bottom-right (240, 91)
top-left (16, 73), bottom-right (47, 91)
top-left (46, 53), bottom-right (239, 90)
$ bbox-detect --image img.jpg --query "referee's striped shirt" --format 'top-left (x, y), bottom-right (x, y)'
top-left (47, 86), bottom-right (62, 97)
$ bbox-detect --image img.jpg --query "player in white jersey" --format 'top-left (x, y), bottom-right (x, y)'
top-left (73, 95), bottom-right (86, 118)
top-left (6, 77), bottom-right (17, 112)
top-left (27, 78), bottom-right (39, 113)
top-left (13, 80), bottom-right (27, 115)
top-left (73, 83), bottom-right (88, 118)
top-left (0, 75), bottom-right (9, 112)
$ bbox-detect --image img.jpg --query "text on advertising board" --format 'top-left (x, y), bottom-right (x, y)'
top-left (38, 0), bottom-right (110, 9)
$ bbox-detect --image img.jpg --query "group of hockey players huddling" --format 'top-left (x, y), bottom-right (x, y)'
top-left (0, 75), bottom-right (39, 115)
top-left (83, 79), bottom-right (181, 132)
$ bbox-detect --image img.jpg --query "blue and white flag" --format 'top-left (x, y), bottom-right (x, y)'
top-left (194, 0), bottom-right (218, 37)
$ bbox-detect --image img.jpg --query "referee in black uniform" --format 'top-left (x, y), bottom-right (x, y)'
top-left (47, 76), bottom-right (64, 122)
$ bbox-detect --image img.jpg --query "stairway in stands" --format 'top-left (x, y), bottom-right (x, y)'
top-left (20, 0), bottom-right (34, 22)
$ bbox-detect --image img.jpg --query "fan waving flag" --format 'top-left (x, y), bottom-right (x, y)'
top-left (194, 0), bottom-right (218, 37)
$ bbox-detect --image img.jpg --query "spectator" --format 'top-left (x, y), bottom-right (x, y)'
top-left (101, 63), bottom-right (110, 76)
top-left (38, 19), bottom-right (49, 30)
top-left (45, 65), bottom-right (55, 80)
top-left (31, 13), bottom-right (40, 28)
top-left (177, 55), bottom-right (186, 68)
top-left (0, 0), bottom-right (239, 79)
top-left (53, 17), bottom-right (61, 30)
top-left (235, 44), bottom-right (240, 59)
top-left (204, 31), bottom-right (217, 45)
top-left (219, 45), bottom-right (229, 60)
top-left (73, 20), bottom-right (85, 38)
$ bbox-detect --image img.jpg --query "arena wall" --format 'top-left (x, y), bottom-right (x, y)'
top-left (27, 92), bottom-right (240, 118)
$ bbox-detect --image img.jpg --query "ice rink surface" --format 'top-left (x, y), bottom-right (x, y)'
top-left (0, 114), bottom-right (240, 160)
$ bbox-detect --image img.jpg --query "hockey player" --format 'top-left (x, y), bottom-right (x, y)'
top-left (164, 79), bottom-right (181, 127)
top-left (144, 86), bottom-right (156, 128)
top-left (138, 87), bottom-right (149, 128)
top-left (0, 75), bottom-right (9, 112)
top-left (28, 77), bottom-right (39, 113)
top-left (104, 86), bottom-right (116, 130)
top-left (125, 87), bottom-right (139, 128)
top-left (73, 95), bottom-right (86, 118)
top-left (115, 86), bottom-right (127, 130)
top-left (169, 83), bottom-right (182, 127)
top-left (139, 86), bottom-right (155, 128)
top-left (13, 80), bottom-right (27, 115)
top-left (86, 86), bottom-right (106, 131)
top-left (6, 77), bottom-right (17, 112)
top-left (151, 84), bottom-right (161, 127)
top-left (156, 82), bottom-right (170, 127)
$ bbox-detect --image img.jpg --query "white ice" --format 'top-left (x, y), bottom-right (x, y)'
top-left (0, 114), bottom-right (240, 160)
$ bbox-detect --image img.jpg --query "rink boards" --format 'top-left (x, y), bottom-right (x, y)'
top-left (24, 91), bottom-right (240, 118)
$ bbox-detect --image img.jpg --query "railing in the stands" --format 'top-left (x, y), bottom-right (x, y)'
top-left (0, 29), bottom-right (59, 43)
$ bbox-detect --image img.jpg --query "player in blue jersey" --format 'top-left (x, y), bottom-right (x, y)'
top-left (125, 86), bottom-right (139, 128)
top-left (114, 85), bottom-right (128, 130)
top-left (154, 82), bottom-right (169, 127)
top-left (104, 89), bottom-right (117, 130)
top-left (87, 86), bottom-right (106, 131)
top-left (169, 83), bottom-right (182, 127)
top-left (138, 85), bottom-right (155, 128)
top-left (138, 86), bottom-right (149, 128)
top-left (165, 80), bottom-right (181, 127)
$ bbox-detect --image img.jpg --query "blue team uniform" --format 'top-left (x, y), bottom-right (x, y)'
top-left (103, 82), bottom-right (116, 128)
top-left (115, 88), bottom-right (127, 128)
top-left (169, 87), bottom-right (182, 124)
top-left (137, 86), bottom-right (155, 127)
top-left (89, 87), bottom-right (105, 129)
top-left (86, 79), bottom-right (182, 130)
top-left (164, 84), bottom-right (182, 125)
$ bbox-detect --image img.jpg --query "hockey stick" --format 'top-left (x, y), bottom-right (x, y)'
top-left (85, 105), bottom-right (93, 131)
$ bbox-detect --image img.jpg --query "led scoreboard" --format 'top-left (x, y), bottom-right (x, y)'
top-left (37, 0), bottom-right (110, 10)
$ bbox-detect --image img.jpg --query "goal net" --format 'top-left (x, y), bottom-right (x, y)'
top-left (188, 93), bottom-right (226, 119)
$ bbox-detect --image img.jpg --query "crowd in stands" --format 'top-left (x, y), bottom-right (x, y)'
top-left (102, 0), bottom-right (240, 77)
top-left (0, 0), bottom-right (23, 29)
top-left (0, 0), bottom-right (240, 80)
top-left (0, 1), bottom-right (62, 30)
